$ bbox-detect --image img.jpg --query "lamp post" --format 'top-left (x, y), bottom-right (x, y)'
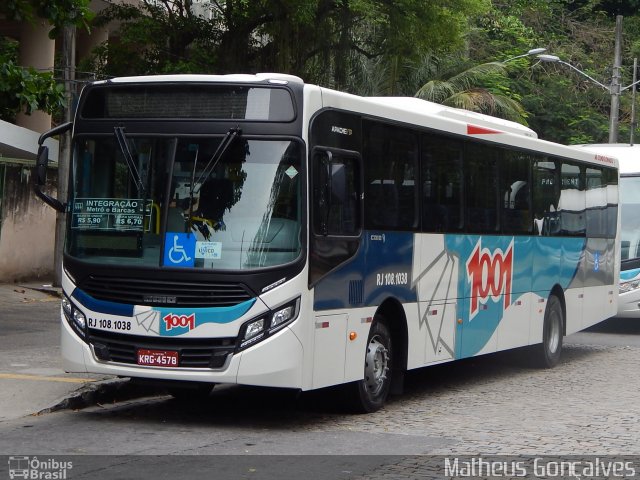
top-left (535, 16), bottom-right (637, 143)
top-left (502, 48), bottom-right (547, 64)
top-left (537, 53), bottom-right (640, 143)
top-left (537, 54), bottom-right (610, 89)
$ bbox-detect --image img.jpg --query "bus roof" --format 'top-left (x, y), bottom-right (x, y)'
top-left (86, 73), bottom-right (617, 170)
top-left (369, 96), bottom-right (538, 138)
top-left (575, 144), bottom-right (639, 174)
top-left (316, 86), bottom-right (617, 170)
top-left (96, 73), bottom-right (305, 86)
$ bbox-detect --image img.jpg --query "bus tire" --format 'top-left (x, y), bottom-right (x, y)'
top-left (344, 318), bottom-right (393, 413)
top-left (168, 383), bottom-right (214, 401)
top-left (533, 295), bottom-right (563, 368)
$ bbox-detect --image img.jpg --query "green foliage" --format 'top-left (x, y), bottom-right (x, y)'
top-left (415, 60), bottom-right (528, 124)
top-left (0, 0), bottom-right (91, 122)
top-left (0, 59), bottom-right (64, 122)
top-left (0, 0), bottom-right (93, 36)
top-left (89, 0), bottom-right (490, 86)
top-left (6, 0), bottom-right (637, 144)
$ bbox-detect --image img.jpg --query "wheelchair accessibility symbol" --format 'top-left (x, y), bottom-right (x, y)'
top-left (163, 233), bottom-right (196, 267)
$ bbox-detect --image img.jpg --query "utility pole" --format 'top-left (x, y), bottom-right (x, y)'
top-left (609, 15), bottom-right (623, 143)
top-left (54, 24), bottom-right (76, 286)
top-left (631, 57), bottom-right (637, 145)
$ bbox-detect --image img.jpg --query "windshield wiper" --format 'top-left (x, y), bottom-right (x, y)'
top-left (114, 126), bottom-right (145, 195)
top-left (193, 127), bottom-right (242, 194)
top-left (184, 127), bottom-right (241, 235)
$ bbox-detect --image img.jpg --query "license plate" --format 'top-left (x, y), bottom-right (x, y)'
top-left (137, 349), bottom-right (179, 367)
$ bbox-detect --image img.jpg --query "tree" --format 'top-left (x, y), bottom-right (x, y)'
top-left (88, 0), bottom-right (490, 88)
top-left (0, 0), bottom-right (92, 122)
top-left (0, 57), bottom-right (65, 121)
top-left (415, 59), bottom-right (528, 124)
top-left (463, 0), bottom-right (626, 143)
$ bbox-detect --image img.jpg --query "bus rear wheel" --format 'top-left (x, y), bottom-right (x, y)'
top-left (533, 294), bottom-right (563, 368)
top-left (345, 318), bottom-right (393, 413)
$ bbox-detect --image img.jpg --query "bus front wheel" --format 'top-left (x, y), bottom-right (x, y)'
top-left (533, 294), bottom-right (564, 368)
top-left (344, 318), bottom-right (393, 413)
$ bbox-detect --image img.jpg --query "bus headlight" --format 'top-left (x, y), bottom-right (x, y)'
top-left (271, 304), bottom-right (296, 329)
top-left (62, 294), bottom-right (87, 338)
top-left (244, 318), bottom-right (265, 341)
top-left (62, 296), bottom-right (72, 318)
top-left (620, 279), bottom-right (640, 294)
top-left (237, 297), bottom-right (300, 352)
top-left (73, 309), bottom-right (87, 329)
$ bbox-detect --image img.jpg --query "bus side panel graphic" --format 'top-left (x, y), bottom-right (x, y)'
top-left (312, 231), bottom-right (417, 311)
top-left (314, 233), bottom-right (587, 361)
top-left (445, 235), bottom-right (584, 359)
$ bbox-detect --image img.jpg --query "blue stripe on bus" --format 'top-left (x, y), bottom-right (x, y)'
top-left (313, 231), bottom-right (416, 311)
top-left (621, 268), bottom-right (640, 282)
top-left (72, 288), bottom-right (135, 317)
top-left (154, 300), bottom-right (256, 336)
top-left (71, 288), bottom-right (256, 336)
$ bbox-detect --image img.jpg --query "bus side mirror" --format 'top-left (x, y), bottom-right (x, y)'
top-left (33, 121), bottom-right (73, 213)
top-left (35, 145), bottom-right (49, 186)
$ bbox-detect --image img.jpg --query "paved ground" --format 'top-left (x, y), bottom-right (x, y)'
top-left (0, 281), bottom-right (116, 420)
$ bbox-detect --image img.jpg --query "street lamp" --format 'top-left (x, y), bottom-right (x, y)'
top-left (537, 55), bottom-right (610, 89)
top-left (537, 53), bottom-right (640, 143)
top-left (502, 48), bottom-right (547, 63)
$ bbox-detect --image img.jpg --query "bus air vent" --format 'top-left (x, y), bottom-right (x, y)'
top-left (80, 275), bottom-right (253, 307)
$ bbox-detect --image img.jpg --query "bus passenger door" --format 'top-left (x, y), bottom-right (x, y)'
top-left (312, 314), bottom-right (348, 389)
top-left (309, 147), bottom-right (363, 388)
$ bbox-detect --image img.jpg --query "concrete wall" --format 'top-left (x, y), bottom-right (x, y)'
top-left (0, 165), bottom-right (58, 282)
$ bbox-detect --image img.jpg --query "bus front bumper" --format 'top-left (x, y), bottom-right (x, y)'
top-left (61, 315), bottom-right (305, 389)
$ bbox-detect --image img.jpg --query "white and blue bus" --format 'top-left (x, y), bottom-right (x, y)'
top-left (576, 144), bottom-right (638, 318)
top-left (35, 74), bottom-right (619, 412)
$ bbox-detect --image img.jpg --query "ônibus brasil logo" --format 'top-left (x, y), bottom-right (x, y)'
top-left (465, 238), bottom-right (514, 320)
top-left (163, 313), bottom-right (196, 332)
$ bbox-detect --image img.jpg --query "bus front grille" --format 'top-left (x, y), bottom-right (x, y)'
top-left (80, 275), bottom-right (253, 307)
top-left (88, 330), bottom-right (236, 369)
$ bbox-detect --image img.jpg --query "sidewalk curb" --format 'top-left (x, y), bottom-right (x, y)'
top-left (18, 284), bottom-right (62, 299)
top-left (36, 378), bottom-right (165, 415)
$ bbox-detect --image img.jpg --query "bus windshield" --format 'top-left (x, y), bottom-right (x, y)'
top-left (66, 135), bottom-right (303, 270)
top-left (620, 175), bottom-right (640, 261)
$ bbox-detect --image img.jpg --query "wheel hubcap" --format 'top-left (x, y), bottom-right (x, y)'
top-left (364, 334), bottom-right (389, 396)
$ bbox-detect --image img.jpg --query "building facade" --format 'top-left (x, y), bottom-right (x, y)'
top-left (0, 1), bottom-right (115, 281)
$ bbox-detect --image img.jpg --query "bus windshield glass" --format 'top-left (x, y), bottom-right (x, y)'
top-left (66, 135), bottom-right (303, 270)
top-left (620, 175), bottom-right (640, 261)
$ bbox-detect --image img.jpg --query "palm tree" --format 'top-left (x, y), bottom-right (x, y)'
top-left (415, 58), bottom-right (528, 124)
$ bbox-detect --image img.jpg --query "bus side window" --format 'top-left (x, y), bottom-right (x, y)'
top-left (421, 134), bottom-right (463, 232)
top-left (557, 162), bottom-right (586, 236)
top-left (502, 152), bottom-right (532, 234)
top-left (364, 121), bottom-right (418, 230)
top-left (312, 150), bottom-right (360, 237)
top-left (532, 158), bottom-right (559, 236)
top-left (586, 166), bottom-right (607, 238)
top-left (465, 144), bottom-right (499, 234)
